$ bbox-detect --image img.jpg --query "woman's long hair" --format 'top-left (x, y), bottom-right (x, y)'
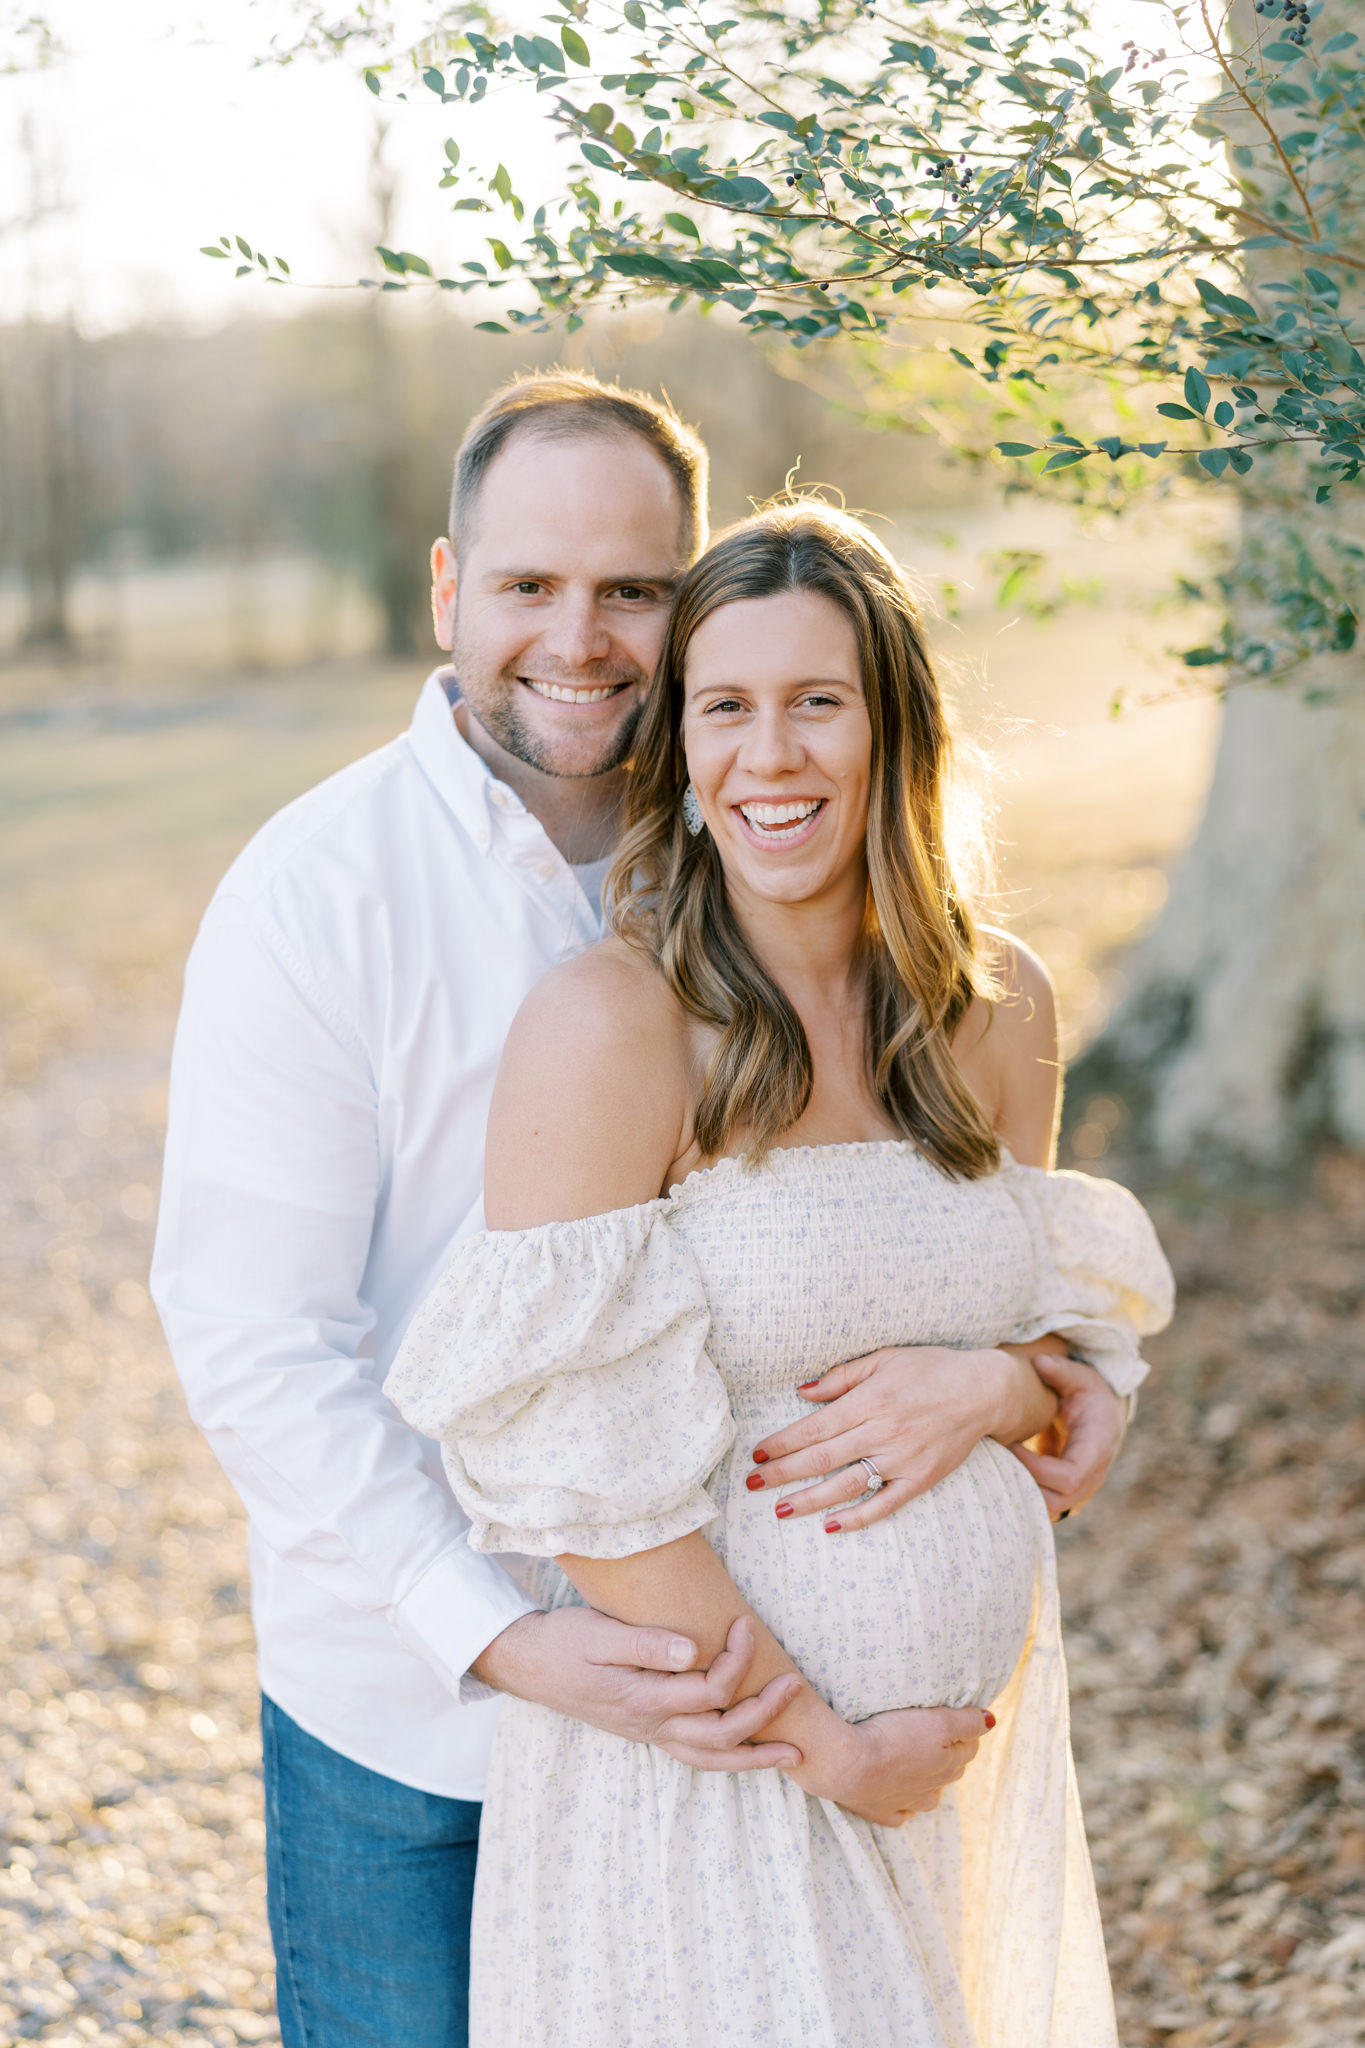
top-left (607, 503), bottom-right (1000, 1180)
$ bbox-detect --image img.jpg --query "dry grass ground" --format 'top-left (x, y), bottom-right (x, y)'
top-left (1, 550), bottom-right (1362, 2045)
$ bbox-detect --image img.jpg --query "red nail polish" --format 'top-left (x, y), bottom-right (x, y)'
top-left (799, 1381), bottom-right (820, 1391)
top-left (775, 1502), bottom-right (794, 1519)
top-left (751, 1448), bottom-right (769, 1464)
top-left (984, 1712), bottom-right (996, 1730)
top-left (745, 1472), bottom-right (765, 1491)
top-left (824, 1520), bottom-right (841, 1534)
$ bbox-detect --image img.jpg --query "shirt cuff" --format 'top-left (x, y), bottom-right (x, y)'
top-left (387, 1533), bottom-right (541, 1706)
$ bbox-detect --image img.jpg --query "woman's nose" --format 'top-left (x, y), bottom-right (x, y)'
top-left (739, 709), bottom-right (805, 777)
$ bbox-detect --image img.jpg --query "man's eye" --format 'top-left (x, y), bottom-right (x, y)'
top-left (616, 585), bottom-right (650, 602)
top-left (514, 581), bottom-right (543, 595)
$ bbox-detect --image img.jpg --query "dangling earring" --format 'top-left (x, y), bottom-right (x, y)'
top-left (682, 784), bottom-right (705, 837)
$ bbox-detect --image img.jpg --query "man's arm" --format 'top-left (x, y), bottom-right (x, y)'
top-left (152, 893), bottom-right (539, 1697)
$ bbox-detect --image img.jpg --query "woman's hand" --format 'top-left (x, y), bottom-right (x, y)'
top-left (745, 1343), bottom-right (1058, 1534)
top-left (790, 1704), bottom-right (995, 1826)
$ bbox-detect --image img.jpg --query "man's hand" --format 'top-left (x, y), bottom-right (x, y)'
top-left (1007, 1349), bottom-right (1127, 1522)
top-left (792, 1705), bottom-right (994, 1826)
top-left (745, 1344), bottom-right (1057, 1533)
top-left (471, 1608), bottom-right (804, 1771)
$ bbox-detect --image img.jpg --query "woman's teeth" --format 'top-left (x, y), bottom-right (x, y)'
top-left (525, 680), bottom-right (623, 703)
top-left (738, 799), bottom-right (823, 840)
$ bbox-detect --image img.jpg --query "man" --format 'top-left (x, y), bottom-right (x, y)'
top-left (153, 371), bottom-right (1127, 2045)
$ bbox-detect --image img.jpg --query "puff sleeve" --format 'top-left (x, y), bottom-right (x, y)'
top-left (996, 1159), bottom-right (1175, 1398)
top-left (385, 1201), bottom-right (736, 1559)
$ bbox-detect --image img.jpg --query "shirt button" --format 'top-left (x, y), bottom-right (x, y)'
top-left (536, 861), bottom-right (555, 880)
top-left (489, 788), bottom-right (507, 807)
top-left (477, 828), bottom-right (489, 845)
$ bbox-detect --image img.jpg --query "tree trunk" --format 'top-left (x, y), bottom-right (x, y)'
top-left (1076, 3), bottom-right (1365, 1166)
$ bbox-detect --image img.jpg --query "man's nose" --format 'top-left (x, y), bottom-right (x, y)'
top-left (539, 593), bottom-right (612, 670)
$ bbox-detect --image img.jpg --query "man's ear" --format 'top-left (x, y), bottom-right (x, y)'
top-left (431, 537), bottom-right (458, 651)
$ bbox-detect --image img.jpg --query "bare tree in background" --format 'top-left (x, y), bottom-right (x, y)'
top-left (0, 116), bottom-right (84, 652)
top-left (362, 124), bottom-right (431, 657)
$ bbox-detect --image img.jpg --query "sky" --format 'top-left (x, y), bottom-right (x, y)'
top-left (0, 0), bottom-right (569, 331)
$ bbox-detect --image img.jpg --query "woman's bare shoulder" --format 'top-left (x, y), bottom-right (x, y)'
top-left (952, 930), bottom-right (1059, 1168)
top-left (485, 937), bottom-right (693, 1227)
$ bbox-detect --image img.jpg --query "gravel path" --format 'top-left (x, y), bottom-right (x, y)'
top-left (2, 1008), bottom-right (1363, 2046)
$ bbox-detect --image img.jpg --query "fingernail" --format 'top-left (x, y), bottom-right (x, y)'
top-left (751, 1447), bottom-right (769, 1464)
top-left (667, 1638), bottom-right (692, 1668)
top-left (745, 1472), bottom-right (765, 1491)
top-left (799, 1381), bottom-right (820, 1391)
top-left (824, 1519), bottom-right (841, 1534)
top-left (984, 1712), bottom-right (996, 1730)
top-left (775, 1502), bottom-right (794, 1519)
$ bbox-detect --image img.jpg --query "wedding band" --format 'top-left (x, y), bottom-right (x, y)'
top-left (859, 1457), bottom-right (884, 1494)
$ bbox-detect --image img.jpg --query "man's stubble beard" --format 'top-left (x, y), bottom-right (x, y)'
top-left (453, 635), bottom-right (647, 781)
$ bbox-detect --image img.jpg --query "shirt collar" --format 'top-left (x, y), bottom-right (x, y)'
top-left (407, 666), bottom-right (510, 851)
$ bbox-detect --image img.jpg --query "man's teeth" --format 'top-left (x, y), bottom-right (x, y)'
top-left (525, 680), bottom-right (622, 703)
top-left (740, 800), bottom-right (822, 828)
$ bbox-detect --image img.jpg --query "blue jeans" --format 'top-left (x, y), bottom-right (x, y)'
top-left (261, 1695), bottom-right (481, 2047)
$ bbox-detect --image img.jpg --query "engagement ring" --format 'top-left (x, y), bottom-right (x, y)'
top-left (859, 1456), bottom-right (884, 1494)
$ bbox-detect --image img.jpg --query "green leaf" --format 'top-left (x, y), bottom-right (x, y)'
top-left (423, 66), bottom-right (444, 94)
top-left (995, 442), bottom-right (1038, 456)
top-left (1197, 449), bottom-right (1230, 476)
top-left (444, 140), bottom-right (460, 167)
top-left (585, 102), bottom-right (613, 134)
top-left (1138, 442), bottom-right (1168, 458)
top-left (476, 321), bottom-right (509, 334)
top-left (1323, 32), bottom-right (1358, 52)
top-left (561, 24), bottom-right (590, 65)
top-left (377, 246), bottom-right (408, 274)
top-left (1319, 333), bottom-right (1356, 376)
top-left (610, 123), bottom-right (636, 154)
top-left (488, 239), bottom-right (514, 271)
top-left (1183, 366), bottom-right (1211, 416)
top-left (200, 246), bottom-right (230, 258)
top-left (1213, 401), bottom-right (1234, 427)
top-left (1182, 646), bottom-right (1228, 668)
top-left (1156, 403), bottom-right (1197, 420)
top-left (399, 251), bottom-right (431, 277)
top-left (581, 142), bottom-right (615, 168)
top-left (665, 212), bottom-right (701, 241)
top-left (235, 235), bottom-right (252, 259)
top-left (1304, 267), bottom-right (1340, 307)
top-left (1042, 449), bottom-right (1088, 471)
top-left (624, 0), bottom-right (645, 23)
top-left (364, 69), bottom-right (381, 95)
top-left (491, 163), bottom-right (513, 203)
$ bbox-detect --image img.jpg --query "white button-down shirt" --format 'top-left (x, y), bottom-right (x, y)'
top-left (152, 670), bottom-right (608, 1798)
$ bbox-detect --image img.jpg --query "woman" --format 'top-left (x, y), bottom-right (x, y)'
top-left (388, 506), bottom-right (1173, 2046)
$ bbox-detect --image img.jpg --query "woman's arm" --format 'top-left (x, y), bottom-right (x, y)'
top-left (484, 943), bottom-right (991, 1821)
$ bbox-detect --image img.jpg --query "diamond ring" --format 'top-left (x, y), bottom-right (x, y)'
top-left (859, 1456), bottom-right (884, 1494)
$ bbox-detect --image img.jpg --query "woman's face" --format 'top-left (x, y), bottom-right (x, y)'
top-left (681, 589), bottom-right (872, 910)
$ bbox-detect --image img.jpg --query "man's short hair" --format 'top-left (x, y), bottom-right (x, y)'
top-left (450, 369), bottom-right (709, 565)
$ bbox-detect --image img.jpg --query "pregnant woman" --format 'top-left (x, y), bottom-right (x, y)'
top-left (388, 504), bottom-right (1173, 2046)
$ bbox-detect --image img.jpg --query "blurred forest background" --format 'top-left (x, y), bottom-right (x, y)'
top-left (2, 284), bottom-right (1364, 2045)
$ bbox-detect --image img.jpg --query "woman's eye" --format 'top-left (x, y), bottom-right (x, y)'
top-left (707, 698), bottom-right (745, 714)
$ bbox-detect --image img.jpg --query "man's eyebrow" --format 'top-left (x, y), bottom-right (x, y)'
top-left (481, 565), bottom-right (679, 592)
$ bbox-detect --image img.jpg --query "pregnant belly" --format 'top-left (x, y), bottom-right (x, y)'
top-left (709, 1408), bottom-right (1046, 1721)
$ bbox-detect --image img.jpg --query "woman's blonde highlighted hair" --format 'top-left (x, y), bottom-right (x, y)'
top-left (607, 502), bottom-right (1000, 1180)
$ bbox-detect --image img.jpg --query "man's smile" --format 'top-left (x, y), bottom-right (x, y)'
top-left (522, 679), bottom-right (633, 705)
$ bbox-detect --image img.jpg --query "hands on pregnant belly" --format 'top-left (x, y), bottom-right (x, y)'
top-left (743, 1338), bottom-right (1070, 1529)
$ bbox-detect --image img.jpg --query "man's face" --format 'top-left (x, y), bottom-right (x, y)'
top-left (431, 429), bottom-right (686, 781)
